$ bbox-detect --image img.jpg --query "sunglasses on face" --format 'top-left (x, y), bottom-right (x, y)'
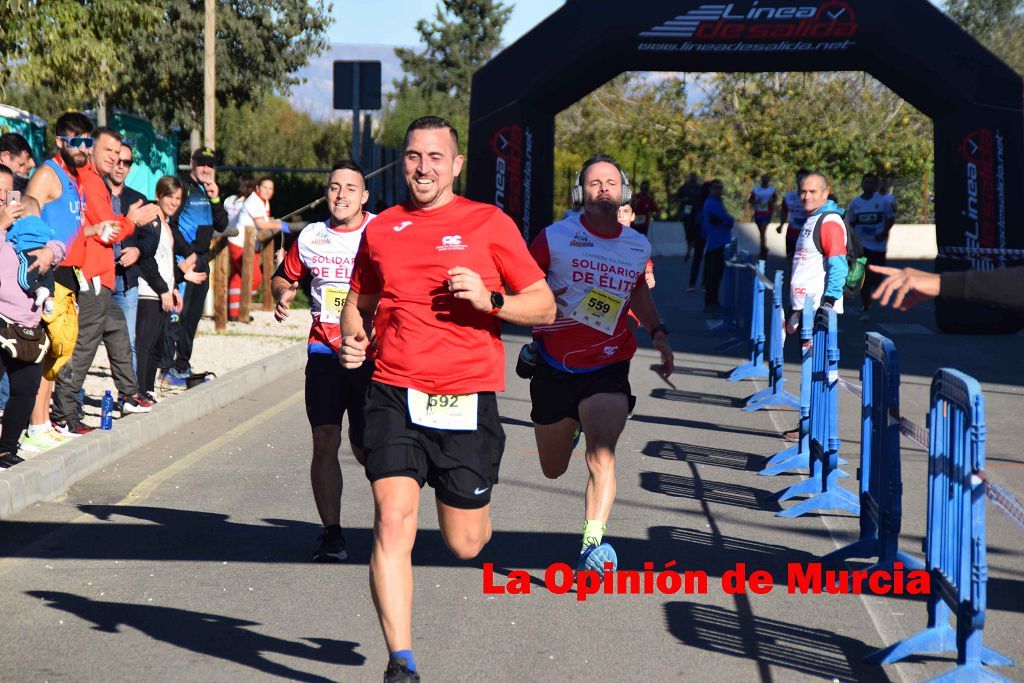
top-left (58, 136), bottom-right (94, 149)
top-left (116, 159), bottom-right (134, 168)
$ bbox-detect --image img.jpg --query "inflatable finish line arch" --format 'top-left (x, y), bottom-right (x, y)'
top-left (467, 0), bottom-right (1024, 332)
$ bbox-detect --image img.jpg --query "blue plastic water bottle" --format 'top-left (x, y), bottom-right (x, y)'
top-left (101, 390), bottom-right (114, 430)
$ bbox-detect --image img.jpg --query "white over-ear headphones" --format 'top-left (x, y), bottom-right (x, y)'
top-left (571, 159), bottom-right (632, 208)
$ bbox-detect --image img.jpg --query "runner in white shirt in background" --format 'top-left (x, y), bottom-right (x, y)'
top-left (748, 173), bottom-right (776, 259)
top-left (777, 169), bottom-right (809, 260)
top-left (846, 172), bottom-right (894, 320)
top-left (229, 177), bottom-right (288, 321)
top-left (271, 159), bottom-right (375, 562)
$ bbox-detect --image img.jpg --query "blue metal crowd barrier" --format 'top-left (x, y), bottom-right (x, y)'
top-left (715, 248), bottom-right (755, 351)
top-left (709, 242), bottom-right (740, 337)
top-left (728, 259), bottom-right (769, 381)
top-left (824, 333), bottom-right (923, 570)
top-left (775, 308), bottom-right (859, 518)
top-left (744, 269), bottom-right (799, 410)
top-left (867, 369), bottom-right (1014, 680)
top-left (759, 300), bottom-right (813, 476)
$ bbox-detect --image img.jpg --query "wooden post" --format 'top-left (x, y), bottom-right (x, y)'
top-left (922, 168), bottom-right (929, 223)
top-left (261, 235), bottom-right (275, 312)
top-left (203, 0), bottom-right (216, 149)
top-left (212, 237), bottom-right (229, 332)
top-left (743, 175), bottom-right (752, 222)
top-left (239, 224), bottom-right (254, 323)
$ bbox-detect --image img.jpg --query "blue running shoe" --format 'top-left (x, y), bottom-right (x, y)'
top-left (571, 425), bottom-right (582, 450)
top-left (577, 542), bottom-right (617, 572)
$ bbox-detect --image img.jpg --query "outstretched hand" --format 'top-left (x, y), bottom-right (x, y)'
top-left (870, 265), bottom-right (940, 311)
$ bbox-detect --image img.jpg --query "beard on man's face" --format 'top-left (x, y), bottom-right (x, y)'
top-left (59, 144), bottom-right (89, 169)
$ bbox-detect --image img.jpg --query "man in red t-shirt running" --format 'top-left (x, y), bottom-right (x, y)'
top-left (271, 159), bottom-right (374, 563)
top-left (340, 116), bottom-right (555, 683)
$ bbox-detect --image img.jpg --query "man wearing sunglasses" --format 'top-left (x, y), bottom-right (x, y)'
top-left (24, 112), bottom-right (106, 447)
top-left (106, 141), bottom-right (156, 369)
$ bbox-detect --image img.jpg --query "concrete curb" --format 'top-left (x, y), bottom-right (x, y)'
top-left (0, 343), bottom-right (307, 520)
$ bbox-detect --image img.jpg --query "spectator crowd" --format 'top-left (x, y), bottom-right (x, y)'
top-left (0, 113), bottom-right (286, 467)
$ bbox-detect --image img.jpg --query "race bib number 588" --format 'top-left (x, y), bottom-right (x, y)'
top-left (319, 285), bottom-right (348, 324)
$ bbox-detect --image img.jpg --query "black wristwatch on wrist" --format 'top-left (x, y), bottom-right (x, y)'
top-left (649, 323), bottom-right (669, 338)
top-left (488, 291), bottom-right (505, 315)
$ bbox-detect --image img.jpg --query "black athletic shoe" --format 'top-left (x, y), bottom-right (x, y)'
top-left (313, 526), bottom-right (348, 562)
top-left (0, 452), bottom-right (25, 469)
top-left (384, 658), bottom-right (420, 683)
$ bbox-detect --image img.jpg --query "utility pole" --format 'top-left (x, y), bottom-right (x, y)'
top-left (203, 0), bottom-right (216, 149)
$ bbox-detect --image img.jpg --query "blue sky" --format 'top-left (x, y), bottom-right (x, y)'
top-left (329, 0), bottom-right (566, 47)
top-left (330, 1), bottom-right (946, 46)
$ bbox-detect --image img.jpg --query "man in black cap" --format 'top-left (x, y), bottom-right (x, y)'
top-left (163, 147), bottom-right (225, 385)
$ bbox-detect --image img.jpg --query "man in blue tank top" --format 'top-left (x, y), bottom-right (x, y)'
top-left (24, 112), bottom-right (106, 442)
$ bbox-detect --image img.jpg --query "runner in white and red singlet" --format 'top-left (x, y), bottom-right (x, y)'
top-left (777, 169), bottom-right (809, 260)
top-left (524, 153), bottom-right (674, 573)
top-left (748, 173), bottom-right (776, 259)
top-left (271, 159), bottom-right (374, 563)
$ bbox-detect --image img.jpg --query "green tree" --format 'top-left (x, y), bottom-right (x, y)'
top-left (0, 0), bottom-right (160, 101)
top-left (112, 0), bottom-right (332, 136)
top-left (381, 0), bottom-right (512, 162)
top-left (553, 71), bottom-right (934, 222)
top-left (393, 0), bottom-right (512, 100)
top-left (946, 0), bottom-right (1024, 74)
top-left (217, 96), bottom-right (353, 216)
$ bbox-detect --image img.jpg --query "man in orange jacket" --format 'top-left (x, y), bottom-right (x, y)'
top-left (51, 127), bottom-right (160, 432)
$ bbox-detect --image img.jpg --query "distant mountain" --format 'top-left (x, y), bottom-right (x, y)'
top-left (287, 44), bottom-right (407, 121)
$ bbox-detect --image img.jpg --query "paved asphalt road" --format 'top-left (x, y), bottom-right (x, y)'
top-left (1, 255), bottom-right (1021, 682)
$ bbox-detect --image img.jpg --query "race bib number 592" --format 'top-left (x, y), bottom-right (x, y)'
top-left (407, 389), bottom-right (478, 430)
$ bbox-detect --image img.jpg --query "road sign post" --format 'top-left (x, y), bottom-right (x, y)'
top-left (333, 60), bottom-right (382, 165)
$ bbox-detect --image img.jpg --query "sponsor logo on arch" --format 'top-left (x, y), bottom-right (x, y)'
top-left (957, 127), bottom-right (1007, 269)
top-left (638, 1), bottom-right (859, 52)
top-left (491, 123), bottom-right (534, 238)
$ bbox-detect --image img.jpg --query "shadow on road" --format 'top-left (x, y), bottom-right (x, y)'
top-left (664, 601), bottom-right (890, 682)
top-left (629, 413), bottom-right (783, 441)
top-left (640, 471), bottom-right (783, 512)
top-left (643, 439), bottom-right (767, 472)
top-left (26, 591), bottom-right (365, 682)
top-left (1, 504), bottom-right (827, 576)
top-left (652, 387), bottom-right (746, 409)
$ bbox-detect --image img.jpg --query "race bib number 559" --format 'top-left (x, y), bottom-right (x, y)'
top-left (407, 389), bottom-right (478, 430)
top-left (569, 287), bottom-right (625, 335)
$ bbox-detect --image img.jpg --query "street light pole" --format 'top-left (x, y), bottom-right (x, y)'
top-left (203, 0), bottom-right (216, 149)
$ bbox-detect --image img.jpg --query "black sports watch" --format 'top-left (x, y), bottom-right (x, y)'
top-left (649, 323), bottom-right (669, 338)
top-left (489, 291), bottom-right (505, 314)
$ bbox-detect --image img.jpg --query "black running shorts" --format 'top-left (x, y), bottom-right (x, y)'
top-left (530, 360), bottom-right (636, 425)
top-left (304, 353), bottom-right (374, 449)
top-left (362, 381), bottom-right (506, 510)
